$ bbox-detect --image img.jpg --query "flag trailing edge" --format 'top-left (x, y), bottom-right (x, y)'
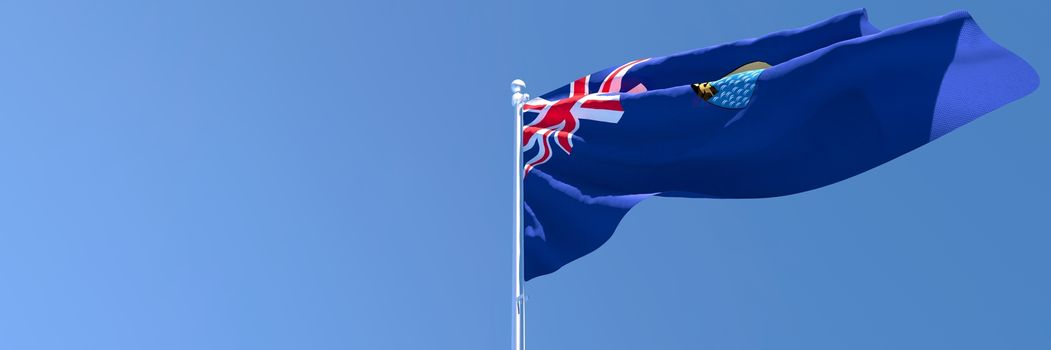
top-left (522, 9), bottom-right (1039, 281)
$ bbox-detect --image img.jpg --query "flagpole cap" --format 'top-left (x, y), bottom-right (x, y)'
top-left (511, 79), bottom-right (526, 93)
top-left (511, 79), bottom-right (529, 107)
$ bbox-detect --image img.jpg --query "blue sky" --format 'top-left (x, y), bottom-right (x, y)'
top-left (0, 1), bottom-right (1047, 349)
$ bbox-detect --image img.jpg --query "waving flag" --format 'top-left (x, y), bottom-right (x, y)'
top-left (522, 9), bottom-right (1039, 280)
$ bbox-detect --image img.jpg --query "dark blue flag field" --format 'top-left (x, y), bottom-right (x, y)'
top-left (521, 9), bottom-right (1039, 280)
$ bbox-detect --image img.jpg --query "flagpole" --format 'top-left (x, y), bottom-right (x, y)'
top-left (511, 79), bottom-right (528, 350)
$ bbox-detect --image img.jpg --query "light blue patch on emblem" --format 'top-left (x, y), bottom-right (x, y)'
top-left (708, 69), bottom-right (764, 109)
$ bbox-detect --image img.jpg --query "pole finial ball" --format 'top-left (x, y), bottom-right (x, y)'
top-left (511, 79), bottom-right (526, 93)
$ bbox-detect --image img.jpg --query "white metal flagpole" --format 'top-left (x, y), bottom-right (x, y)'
top-left (511, 79), bottom-right (529, 350)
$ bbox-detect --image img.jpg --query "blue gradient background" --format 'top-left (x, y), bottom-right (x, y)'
top-left (0, 1), bottom-right (1046, 349)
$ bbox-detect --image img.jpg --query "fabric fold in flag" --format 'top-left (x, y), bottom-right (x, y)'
top-left (522, 9), bottom-right (1038, 281)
